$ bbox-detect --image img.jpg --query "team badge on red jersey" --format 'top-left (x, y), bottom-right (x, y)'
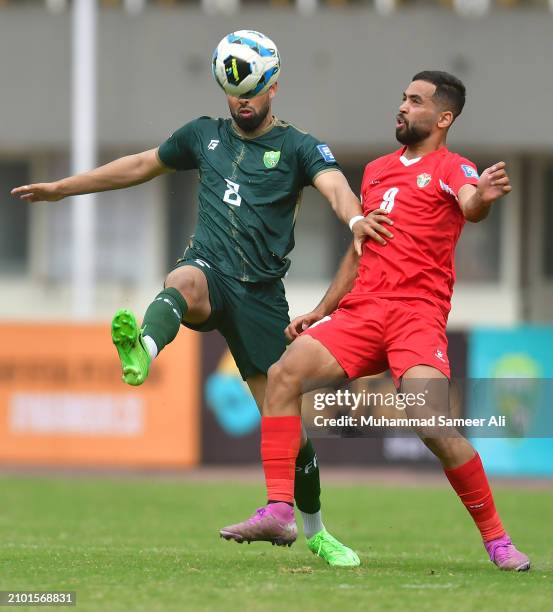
top-left (417, 173), bottom-right (432, 188)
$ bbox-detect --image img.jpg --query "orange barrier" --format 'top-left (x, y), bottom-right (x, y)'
top-left (0, 323), bottom-right (199, 467)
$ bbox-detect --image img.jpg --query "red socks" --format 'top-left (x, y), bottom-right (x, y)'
top-left (261, 417), bottom-right (506, 541)
top-left (261, 416), bottom-right (302, 504)
top-left (444, 452), bottom-right (505, 542)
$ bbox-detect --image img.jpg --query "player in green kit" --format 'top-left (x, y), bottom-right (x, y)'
top-left (11, 35), bottom-right (389, 567)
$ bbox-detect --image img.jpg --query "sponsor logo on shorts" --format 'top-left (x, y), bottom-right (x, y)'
top-left (434, 349), bottom-right (446, 363)
top-left (461, 164), bottom-right (479, 179)
top-left (417, 173), bottom-right (432, 188)
top-left (317, 144), bottom-right (336, 163)
top-left (194, 258), bottom-right (211, 268)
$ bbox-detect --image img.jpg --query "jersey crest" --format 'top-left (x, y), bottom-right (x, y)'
top-left (263, 150), bottom-right (281, 168)
top-left (417, 173), bottom-right (432, 188)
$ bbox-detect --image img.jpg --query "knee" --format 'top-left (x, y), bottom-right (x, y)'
top-left (267, 355), bottom-right (303, 396)
top-left (165, 270), bottom-right (201, 306)
top-left (264, 359), bottom-right (302, 417)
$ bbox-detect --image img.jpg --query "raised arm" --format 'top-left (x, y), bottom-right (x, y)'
top-left (458, 161), bottom-right (511, 223)
top-left (11, 148), bottom-right (172, 203)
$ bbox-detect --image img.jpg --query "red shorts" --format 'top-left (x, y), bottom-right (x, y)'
top-left (303, 294), bottom-right (450, 387)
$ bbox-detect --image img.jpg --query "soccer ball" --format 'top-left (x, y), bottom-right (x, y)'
top-left (212, 30), bottom-right (281, 99)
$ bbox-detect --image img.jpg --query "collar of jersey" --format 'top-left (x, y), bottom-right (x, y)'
top-left (230, 115), bottom-right (278, 140)
top-left (399, 155), bottom-right (422, 167)
top-left (398, 145), bottom-right (448, 167)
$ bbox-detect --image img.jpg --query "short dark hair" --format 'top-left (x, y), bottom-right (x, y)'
top-left (412, 70), bottom-right (466, 119)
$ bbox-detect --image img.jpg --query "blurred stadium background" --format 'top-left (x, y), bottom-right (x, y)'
top-left (1, 0), bottom-right (552, 473)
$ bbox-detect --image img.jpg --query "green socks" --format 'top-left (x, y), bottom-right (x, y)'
top-left (294, 438), bottom-right (321, 514)
top-left (141, 287), bottom-right (188, 354)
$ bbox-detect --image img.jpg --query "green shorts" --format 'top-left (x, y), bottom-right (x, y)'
top-left (174, 256), bottom-right (290, 380)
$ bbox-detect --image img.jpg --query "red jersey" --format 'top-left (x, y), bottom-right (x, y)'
top-left (354, 146), bottom-right (480, 318)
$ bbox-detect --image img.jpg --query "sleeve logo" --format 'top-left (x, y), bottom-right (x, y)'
top-left (461, 164), bottom-right (479, 179)
top-left (317, 144), bottom-right (336, 163)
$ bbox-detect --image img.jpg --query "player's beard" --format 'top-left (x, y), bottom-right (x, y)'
top-left (395, 119), bottom-right (432, 145)
top-left (230, 100), bottom-right (271, 133)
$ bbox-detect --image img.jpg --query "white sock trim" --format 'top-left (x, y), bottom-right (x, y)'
top-left (300, 510), bottom-right (324, 539)
top-left (142, 335), bottom-right (158, 360)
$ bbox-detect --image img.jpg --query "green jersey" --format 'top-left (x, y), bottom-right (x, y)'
top-left (158, 116), bottom-right (341, 282)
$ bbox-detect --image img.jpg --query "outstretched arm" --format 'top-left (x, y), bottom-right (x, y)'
top-left (11, 148), bottom-right (172, 203)
top-left (458, 161), bottom-right (512, 223)
top-left (285, 242), bottom-right (359, 341)
top-left (313, 170), bottom-right (393, 255)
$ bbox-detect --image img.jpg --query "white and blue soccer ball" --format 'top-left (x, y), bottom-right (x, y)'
top-left (212, 30), bottom-right (281, 99)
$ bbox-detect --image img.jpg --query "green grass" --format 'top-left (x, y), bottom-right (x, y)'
top-left (1, 477), bottom-right (551, 611)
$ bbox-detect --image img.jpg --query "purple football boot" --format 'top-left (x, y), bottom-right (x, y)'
top-left (220, 502), bottom-right (297, 547)
top-left (484, 534), bottom-right (530, 571)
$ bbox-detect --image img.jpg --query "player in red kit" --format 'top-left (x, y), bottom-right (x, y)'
top-left (221, 71), bottom-right (530, 571)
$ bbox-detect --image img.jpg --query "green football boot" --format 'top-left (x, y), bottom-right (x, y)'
top-left (307, 529), bottom-right (361, 567)
top-left (111, 309), bottom-right (151, 386)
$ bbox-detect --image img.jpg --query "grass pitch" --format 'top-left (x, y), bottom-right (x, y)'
top-left (1, 476), bottom-right (552, 611)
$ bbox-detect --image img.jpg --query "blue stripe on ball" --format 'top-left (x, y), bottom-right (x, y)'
top-left (248, 66), bottom-right (278, 96)
top-left (226, 34), bottom-right (273, 58)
